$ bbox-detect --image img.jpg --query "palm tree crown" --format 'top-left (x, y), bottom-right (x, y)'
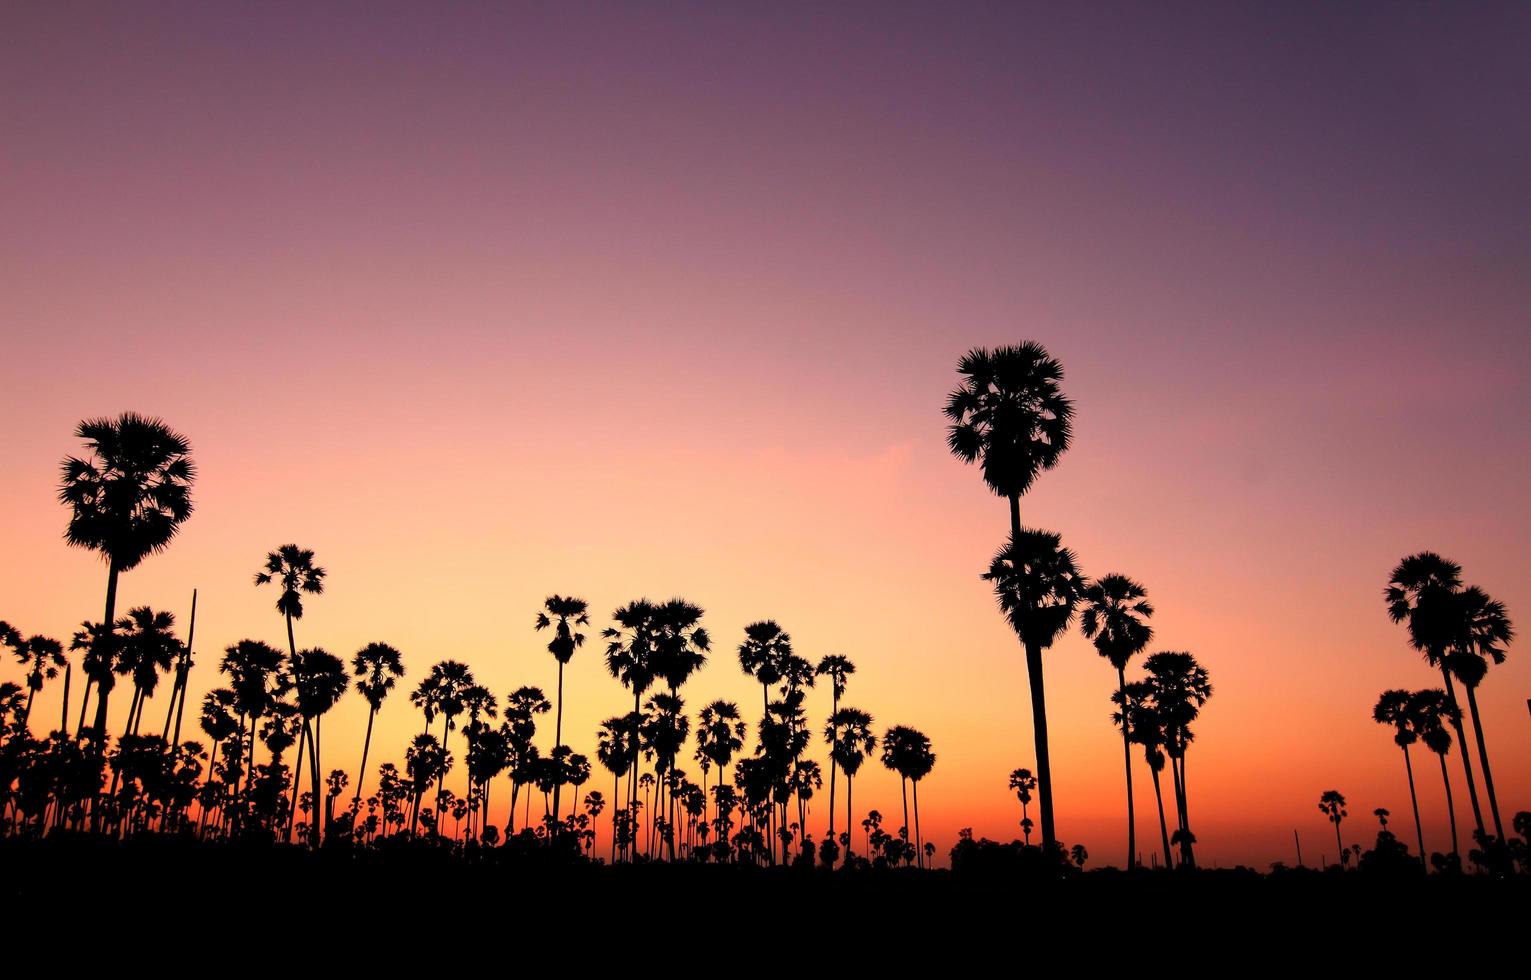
top-left (983, 528), bottom-right (1084, 649)
top-left (254, 545), bottom-right (326, 621)
top-left (1080, 574), bottom-right (1154, 670)
top-left (943, 343), bottom-right (1073, 502)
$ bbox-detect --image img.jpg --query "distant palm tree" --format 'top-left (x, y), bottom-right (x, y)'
top-left (351, 642), bottom-right (405, 807)
top-left (814, 654), bottom-right (855, 843)
top-left (503, 685), bottom-right (550, 835)
top-left (604, 600), bottom-right (659, 823)
top-left (1112, 680), bottom-right (1171, 867)
top-left (219, 639), bottom-right (290, 796)
top-left (597, 714), bottom-right (637, 861)
top-left (1411, 688), bottom-right (1462, 856)
top-left (115, 606), bottom-right (180, 737)
top-left (290, 647), bottom-right (348, 845)
top-left (405, 733), bottom-right (451, 836)
top-left (1070, 843), bottom-right (1088, 869)
top-left (1318, 790), bottom-right (1348, 868)
top-left (70, 619), bottom-right (118, 737)
top-left (1081, 573), bottom-right (1154, 870)
top-left (1008, 767), bottom-right (1036, 845)
top-left (535, 594), bottom-right (589, 831)
top-left (983, 527), bottom-right (1084, 855)
top-left (738, 621), bottom-right (792, 714)
top-left (1143, 651), bottom-right (1212, 868)
top-left (1445, 585), bottom-right (1513, 840)
top-left (695, 700), bottom-right (745, 835)
top-left (13, 633), bottom-right (65, 731)
top-left (824, 707), bottom-right (875, 865)
top-left (255, 544), bottom-right (326, 662)
top-left (1372, 689), bottom-right (1428, 869)
top-left (59, 412), bottom-right (195, 741)
top-left (1385, 553), bottom-right (1486, 839)
top-left (882, 725), bottom-right (935, 868)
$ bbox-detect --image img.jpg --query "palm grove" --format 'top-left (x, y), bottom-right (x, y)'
top-left (2, 348), bottom-right (1525, 873)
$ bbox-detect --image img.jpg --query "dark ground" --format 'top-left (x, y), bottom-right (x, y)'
top-left (7, 837), bottom-right (1522, 966)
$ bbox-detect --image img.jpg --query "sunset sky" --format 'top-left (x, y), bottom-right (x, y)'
top-left (2, 2), bottom-right (1528, 868)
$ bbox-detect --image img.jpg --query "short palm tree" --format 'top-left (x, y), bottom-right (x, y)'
top-left (881, 725), bottom-right (935, 868)
top-left (824, 707), bottom-right (875, 865)
top-left (115, 606), bottom-right (180, 737)
top-left (1385, 552), bottom-right (1485, 839)
top-left (13, 633), bottom-right (65, 731)
top-left (597, 714), bottom-right (638, 860)
top-left (350, 642), bottom-right (404, 806)
top-left (1081, 573), bottom-right (1154, 869)
top-left (1008, 767), bottom-right (1036, 845)
top-left (1318, 790), bottom-right (1348, 867)
top-left (738, 621), bottom-right (792, 714)
top-left (1143, 651), bottom-right (1212, 868)
top-left (290, 647), bottom-right (348, 845)
top-left (59, 413), bottom-right (195, 741)
top-left (1411, 688), bottom-right (1462, 856)
top-left (983, 527), bottom-right (1083, 854)
top-left (1372, 689), bottom-right (1428, 869)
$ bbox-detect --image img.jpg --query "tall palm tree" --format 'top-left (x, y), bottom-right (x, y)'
top-left (254, 544), bottom-right (326, 664)
top-left (115, 606), bottom-right (180, 737)
top-left (350, 642), bottom-right (404, 807)
top-left (290, 647), bottom-right (347, 845)
top-left (503, 685), bottom-right (550, 835)
top-left (824, 707), bottom-right (875, 866)
top-left (1081, 573), bottom-right (1154, 870)
top-left (59, 412), bottom-right (195, 741)
top-left (1318, 790), bottom-right (1348, 868)
top-left (1113, 682), bottom-right (1173, 867)
top-left (881, 725), bottom-right (934, 868)
top-left (597, 714), bottom-right (637, 861)
top-left (695, 700), bottom-right (745, 835)
top-left (982, 527), bottom-right (1083, 855)
top-left (944, 342), bottom-right (1074, 535)
top-left (13, 633), bottom-right (65, 731)
top-left (1142, 651), bottom-right (1212, 868)
top-left (535, 594), bottom-right (589, 831)
top-left (1411, 688), bottom-right (1462, 857)
top-left (1372, 689), bottom-right (1428, 869)
top-left (738, 621), bottom-right (792, 715)
top-left (905, 732), bottom-right (935, 869)
top-left (1385, 552), bottom-right (1486, 839)
top-left (1445, 585), bottom-right (1513, 840)
top-left (604, 600), bottom-right (659, 821)
top-left (815, 653), bottom-right (855, 842)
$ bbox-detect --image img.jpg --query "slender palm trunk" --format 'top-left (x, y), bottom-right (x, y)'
top-left (1436, 750), bottom-right (1459, 856)
top-left (552, 660), bottom-right (565, 835)
top-left (288, 723), bottom-right (308, 840)
top-left (1439, 668), bottom-right (1485, 837)
top-left (1332, 820), bottom-right (1344, 868)
top-left (1023, 640), bottom-right (1057, 854)
top-left (22, 684), bottom-right (36, 730)
top-left (90, 562), bottom-right (121, 742)
top-left (311, 715), bottom-right (324, 847)
top-left (1401, 744), bottom-right (1426, 871)
top-left (77, 676), bottom-right (94, 737)
top-left (611, 769), bottom-right (619, 863)
top-left (1460, 684), bottom-right (1503, 840)
top-left (1150, 763), bottom-right (1172, 868)
top-left (827, 699), bottom-right (839, 840)
top-left (900, 775), bottom-right (910, 865)
top-left (353, 705), bottom-right (377, 809)
top-left (844, 774), bottom-right (853, 866)
top-left (1117, 665), bottom-right (1136, 870)
top-left (60, 662), bottom-right (71, 735)
top-left (912, 777), bottom-right (924, 869)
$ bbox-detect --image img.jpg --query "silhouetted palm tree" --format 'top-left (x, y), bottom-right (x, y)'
top-left (739, 621), bottom-right (792, 715)
top-left (983, 528), bottom-right (1083, 854)
top-left (503, 685), bottom-right (550, 835)
top-left (597, 714), bottom-right (637, 860)
top-left (1008, 767), bottom-right (1036, 845)
top-left (219, 639), bottom-right (290, 799)
top-left (695, 700), bottom-right (745, 838)
top-left (1143, 651), bottom-right (1211, 868)
top-left (1372, 689), bottom-right (1428, 869)
top-left (815, 654), bottom-right (855, 843)
top-left (604, 600), bottom-right (659, 824)
top-left (1081, 573), bottom-right (1154, 869)
top-left (1385, 553), bottom-right (1486, 839)
top-left (290, 647), bottom-right (347, 845)
top-left (351, 642), bottom-right (404, 806)
top-left (1411, 688), bottom-right (1462, 856)
top-left (1445, 585), bottom-right (1513, 840)
top-left (254, 544), bottom-right (326, 659)
top-left (115, 607), bottom-right (180, 737)
top-left (1318, 790), bottom-right (1348, 868)
top-left (59, 413), bottom-right (195, 741)
top-left (535, 594), bottom-right (589, 831)
top-left (13, 632), bottom-right (65, 731)
top-left (882, 725), bottom-right (935, 868)
top-left (824, 707), bottom-right (875, 865)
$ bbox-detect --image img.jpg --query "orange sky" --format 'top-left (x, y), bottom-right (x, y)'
top-left (2, 3), bottom-right (1528, 868)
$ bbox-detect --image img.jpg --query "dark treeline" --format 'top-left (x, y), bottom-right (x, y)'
top-left (3, 347), bottom-right (1527, 881)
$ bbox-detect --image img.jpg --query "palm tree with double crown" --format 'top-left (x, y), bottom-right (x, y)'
top-left (350, 642), bottom-right (404, 807)
top-left (824, 707), bottom-right (876, 866)
top-left (59, 412), bottom-right (195, 743)
top-left (535, 594), bottom-right (589, 832)
top-left (1373, 689), bottom-right (1428, 870)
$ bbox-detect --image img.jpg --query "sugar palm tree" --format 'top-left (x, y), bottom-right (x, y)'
top-left (905, 733), bottom-right (935, 869)
top-left (881, 725), bottom-right (935, 868)
top-left (1008, 767), bottom-right (1036, 845)
top-left (1411, 688), bottom-right (1462, 857)
top-left (738, 621), bottom-right (792, 715)
top-left (1318, 790), bottom-right (1348, 868)
top-left (13, 633), bottom-right (65, 731)
top-left (1385, 552), bottom-right (1486, 839)
top-left (1113, 681), bottom-right (1173, 867)
top-left (695, 700), bottom-right (745, 830)
top-left (535, 594), bottom-right (589, 830)
top-left (1372, 689), bottom-right (1428, 869)
top-left (290, 647), bottom-right (347, 845)
top-left (115, 606), bottom-right (180, 737)
top-left (597, 714), bottom-right (637, 860)
top-left (652, 599), bottom-right (710, 694)
top-left (59, 412), bottom-right (195, 741)
top-left (1445, 585), bottom-right (1513, 840)
top-left (503, 685), bottom-right (550, 835)
top-left (254, 544), bottom-right (326, 664)
top-left (70, 619), bottom-right (119, 736)
top-left (1143, 651), bottom-right (1212, 868)
top-left (824, 707), bottom-right (875, 865)
top-left (350, 642), bottom-right (404, 806)
top-left (1081, 573), bottom-right (1154, 869)
top-left (604, 600), bottom-right (659, 819)
top-left (944, 342), bottom-right (1073, 535)
top-left (983, 528), bottom-right (1083, 854)
top-left (815, 653), bottom-right (855, 841)
top-left (218, 639), bottom-right (290, 794)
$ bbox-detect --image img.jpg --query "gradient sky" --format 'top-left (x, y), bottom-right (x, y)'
top-left (3, 2), bottom-right (1528, 868)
